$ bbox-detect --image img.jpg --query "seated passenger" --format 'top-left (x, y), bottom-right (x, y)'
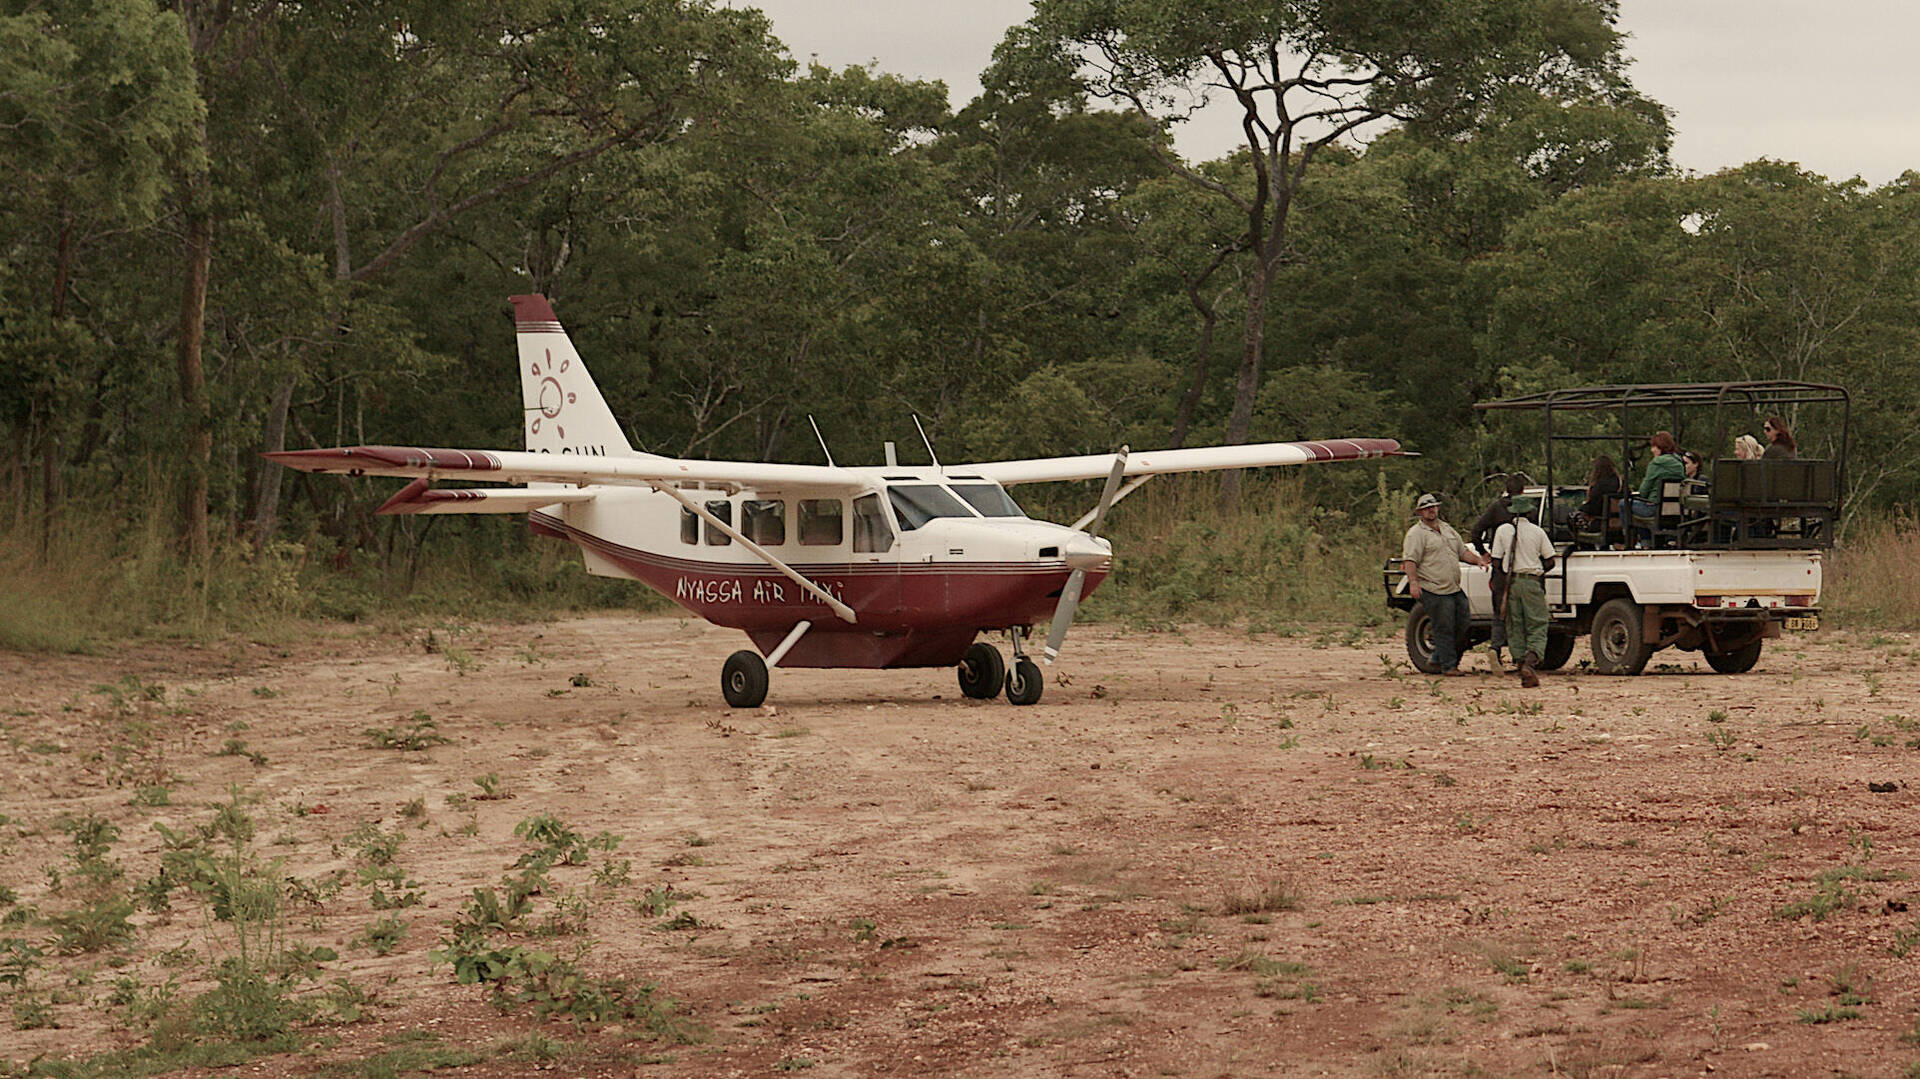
top-left (1570, 455), bottom-right (1621, 535)
top-left (1734, 434), bottom-right (1764, 460)
top-left (1762, 416), bottom-right (1797, 459)
top-left (1683, 451), bottom-right (1706, 486)
top-left (1622, 431), bottom-right (1683, 545)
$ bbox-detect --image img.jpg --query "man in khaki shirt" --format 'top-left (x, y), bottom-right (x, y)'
top-left (1401, 493), bottom-right (1490, 675)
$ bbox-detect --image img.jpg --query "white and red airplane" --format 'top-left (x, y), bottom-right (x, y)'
top-left (269, 296), bottom-right (1402, 707)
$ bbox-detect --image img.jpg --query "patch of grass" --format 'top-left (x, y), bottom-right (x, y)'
top-left (1796, 1004), bottom-right (1862, 1024)
top-left (364, 711), bottom-right (452, 751)
top-left (1218, 877), bottom-right (1302, 916)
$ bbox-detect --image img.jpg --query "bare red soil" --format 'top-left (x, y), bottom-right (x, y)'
top-left (3, 616), bottom-right (1917, 1077)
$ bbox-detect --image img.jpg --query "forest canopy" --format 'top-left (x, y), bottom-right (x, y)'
top-left (3, 0), bottom-right (1916, 579)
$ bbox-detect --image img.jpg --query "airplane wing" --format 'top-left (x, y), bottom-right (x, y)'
top-left (967, 438), bottom-right (1403, 486)
top-left (264, 446), bottom-right (853, 492)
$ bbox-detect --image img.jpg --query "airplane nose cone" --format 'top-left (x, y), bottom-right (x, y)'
top-left (1063, 533), bottom-right (1113, 572)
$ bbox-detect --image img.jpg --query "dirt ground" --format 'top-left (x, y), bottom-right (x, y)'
top-left (3, 614), bottom-right (1918, 1077)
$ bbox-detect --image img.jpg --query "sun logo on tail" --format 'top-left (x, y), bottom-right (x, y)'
top-left (528, 349), bottom-right (576, 438)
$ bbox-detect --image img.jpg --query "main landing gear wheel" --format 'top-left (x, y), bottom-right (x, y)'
top-left (958, 642), bottom-right (1005, 700)
top-left (1705, 638), bottom-right (1763, 674)
top-left (721, 650), bottom-right (769, 708)
top-left (1537, 632), bottom-right (1576, 672)
top-left (1004, 657), bottom-right (1043, 706)
top-left (1589, 598), bottom-right (1652, 676)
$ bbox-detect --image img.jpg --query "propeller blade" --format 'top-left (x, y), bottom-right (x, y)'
top-left (1041, 568), bottom-right (1087, 664)
top-left (1044, 447), bottom-right (1128, 665)
top-left (1084, 446), bottom-right (1129, 538)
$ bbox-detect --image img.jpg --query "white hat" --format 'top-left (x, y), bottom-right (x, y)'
top-left (1413, 493), bottom-right (1442, 512)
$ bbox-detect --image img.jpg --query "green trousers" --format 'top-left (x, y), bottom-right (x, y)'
top-left (1504, 575), bottom-right (1549, 662)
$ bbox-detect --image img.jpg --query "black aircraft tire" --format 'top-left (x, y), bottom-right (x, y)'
top-left (958, 642), bottom-right (1005, 700)
top-left (1537, 632), bottom-right (1576, 672)
top-left (721, 650), bottom-right (769, 708)
top-left (1705, 638), bottom-right (1763, 674)
top-left (1589, 599), bottom-right (1652, 676)
top-left (1005, 658), bottom-right (1043, 706)
top-left (1404, 604), bottom-right (1441, 675)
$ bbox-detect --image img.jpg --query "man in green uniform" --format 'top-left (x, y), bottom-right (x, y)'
top-left (1491, 495), bottom-right (1557, 687)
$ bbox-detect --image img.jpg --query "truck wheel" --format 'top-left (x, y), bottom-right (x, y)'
top-left (1589, 599), bottom-right (1652, 675)
top-left (1537, 632), bottom-right (1575, 672)
top-left (1404, 605), bottom-right (1441, 675)
top-left (1705, 639), bottom-right (1763, 674)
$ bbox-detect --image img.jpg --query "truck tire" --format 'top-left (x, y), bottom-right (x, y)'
top-left (1589, 598), bottom-right (1652, 675)
top-left (1537, 632), bottom-right (1576, 672)
top-left (1404, 604), bottom-right (1441, 675)
top-left (1705, 639), bottom-right (1763, 674)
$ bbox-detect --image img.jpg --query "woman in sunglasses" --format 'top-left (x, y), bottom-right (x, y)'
top-left (1761, 416), bottom-right (1796, 460)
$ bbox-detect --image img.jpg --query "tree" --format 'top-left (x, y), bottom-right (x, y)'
top-left (1021, 0), bottom-right (1643, 502)
top-left (156, 0), bottom-right (789, 555)
top-left (0, 0), bottom-right (201, 542)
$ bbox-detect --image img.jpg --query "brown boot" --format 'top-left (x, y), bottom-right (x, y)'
top-left (1519, 661), bottom-right (1539, 688)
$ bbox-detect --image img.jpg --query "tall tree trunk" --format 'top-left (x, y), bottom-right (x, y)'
top-left (40, 428), bottom-right (58, 554)
top-left (1218, 268), bottom-right (1272, 509)
top-left (177, 169), bottom-right (213, 561)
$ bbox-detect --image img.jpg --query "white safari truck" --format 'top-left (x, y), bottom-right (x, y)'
top-left (1386, 381), bottom-right (1845, 675)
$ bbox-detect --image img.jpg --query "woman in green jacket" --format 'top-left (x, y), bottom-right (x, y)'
top-left (1622, 430), bottom-right (1684, 544)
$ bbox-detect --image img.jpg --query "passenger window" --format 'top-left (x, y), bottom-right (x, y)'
top-left (852, 493), bottom-right (894, 553)
top-left (680, 506), bottom-right (698, 545)
top-left (703, 500), bottom-right (732, 546)
top-left (742, 499), bottom-right (786, 545)
top-left (798, 499), bottom-right (844, 545)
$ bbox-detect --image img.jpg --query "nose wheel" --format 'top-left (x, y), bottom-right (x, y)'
top-left (1004, 657), bottom-right (1043, 705)
top-left (1003, 629), bottom-right (1043, 706)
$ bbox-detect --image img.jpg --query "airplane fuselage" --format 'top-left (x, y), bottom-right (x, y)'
top-left (527, 469), bottom-right (1109, 669)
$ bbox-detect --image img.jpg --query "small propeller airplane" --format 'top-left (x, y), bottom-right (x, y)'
top-left (268, 296), bottom-right (1403, 708)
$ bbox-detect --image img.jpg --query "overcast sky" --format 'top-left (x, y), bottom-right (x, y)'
top-left (733, 0), bottom-right (1918, 186)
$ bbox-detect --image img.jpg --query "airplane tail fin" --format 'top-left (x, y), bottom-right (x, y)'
top-left (510, 295), bottom-right (635, 457)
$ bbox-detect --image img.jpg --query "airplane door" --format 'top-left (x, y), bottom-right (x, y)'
top-left (849, 493), bottom-right (901, 616)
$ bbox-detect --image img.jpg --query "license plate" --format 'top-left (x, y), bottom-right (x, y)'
top-left (1784, 615), bottom-right (1819, 631)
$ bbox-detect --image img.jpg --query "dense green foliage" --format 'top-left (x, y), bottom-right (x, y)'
top-left (2, 1), bottom-right (1915, 643)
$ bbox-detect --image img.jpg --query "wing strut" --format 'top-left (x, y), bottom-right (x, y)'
top-left (651, 483), bottom-right (857, 624)
top-left (1069, 474), bottom-right (1154, 532)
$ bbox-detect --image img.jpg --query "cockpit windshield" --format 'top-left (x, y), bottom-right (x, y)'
top-left (886, 484), bottom-right (974, 530)
top-left (949, 483), bottom-right (1025, 518)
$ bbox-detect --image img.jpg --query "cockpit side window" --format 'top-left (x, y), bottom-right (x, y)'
top-left (950, 483), bottom-right (1024, 518)
top-left (886, 484), bottom-right (973, 531)
top-left (853, 493), bottom-right (894, 553)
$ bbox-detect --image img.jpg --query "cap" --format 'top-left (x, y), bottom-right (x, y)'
top-left (1413, 493), bottom-right (1442, 512)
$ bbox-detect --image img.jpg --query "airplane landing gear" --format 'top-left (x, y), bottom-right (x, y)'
top-left (958, 642), bottom-right (1005, 700)
top-left (1004, 629), bottom-right (1043, 706)
top-left (721, 650), bottom-right (769, 708)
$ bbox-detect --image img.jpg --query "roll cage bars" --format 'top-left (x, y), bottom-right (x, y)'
top-left (1474, 381), bottom-right (1850, 549)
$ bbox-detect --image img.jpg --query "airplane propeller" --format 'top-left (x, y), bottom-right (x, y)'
top-left (1041, 446), bottom-right (1127, 665)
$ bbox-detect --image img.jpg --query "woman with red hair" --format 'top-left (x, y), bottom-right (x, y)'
top-left (1622, 430), bottom-right (1683, 545)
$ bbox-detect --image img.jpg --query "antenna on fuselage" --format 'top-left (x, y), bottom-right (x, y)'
top-left (912, 414), bottom-right (941, 472)
top-left (808, 414), bottom-right (835, 467)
